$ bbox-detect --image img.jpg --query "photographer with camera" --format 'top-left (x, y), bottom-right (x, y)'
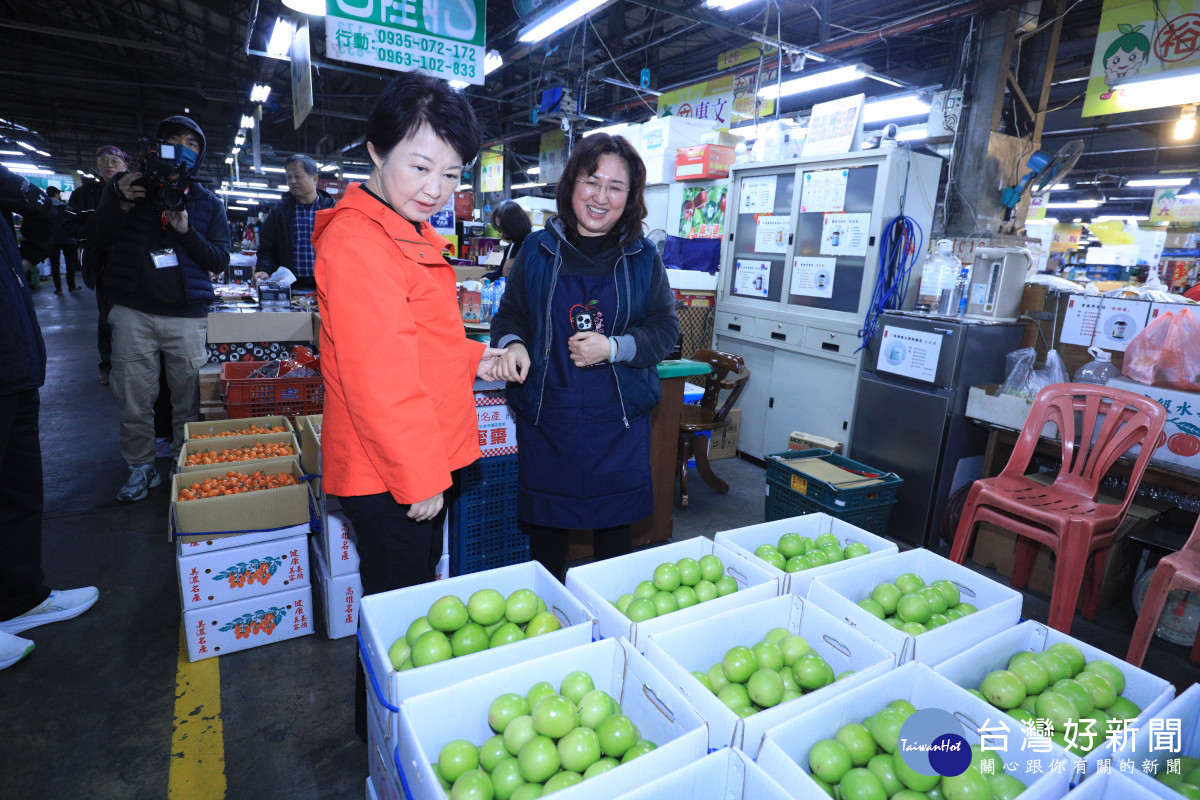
top-left (90, 116), bottom-right (229, 503)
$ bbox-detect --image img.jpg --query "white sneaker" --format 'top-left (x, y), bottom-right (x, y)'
top-left (0, 631), bottom-right (34, 669)
top-left (0, 587), bottom-right (99, 634)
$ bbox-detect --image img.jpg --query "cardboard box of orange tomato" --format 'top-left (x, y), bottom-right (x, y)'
top-left (169, 456), bottom-right (314, 545)
top-left (182, 583), bottom-right (313, 662)
top-left (175, 431), bottom-right (300, 475)
top-left (1108, 376), bottom-right (1200, 468)
top-left (183, 414), bottom-right (295, 441)
top-left (673, 144), bottom-right (735, 180)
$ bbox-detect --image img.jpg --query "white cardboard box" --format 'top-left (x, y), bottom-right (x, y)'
top-left (367, 696), bottom-right (403, 800)
top-left (808, 548), bottom-right (1023, 664)
top-left (756, 662), bottom-right (1074, 800)
top-left (1108, 376), bottom-right (1200, 470)
top-left (714, 513), bottom-right (899, 596)
top-left (612, 747), bottom-right (794, 800)
top-left (175, 522), bottom-right (311, 555)
top-left (182, 584), bottom-right (313, 661)
top-left (934, 619), bottom-right (1176, 777)
top-left (359, 560), bottom-right (595, 744)
top-left (176, 533), bottom-right (309, 610)
top-left (321, 509), bottom-right (361, 576)
top-left (395, 637), bottom-right (709, 800)
top-left (365, 774), bottom-right (380, 800)
top-left (1096, 683), bottom-right (1200, 800)
top-left (565, 537), bottom-right (781, 648)
top-left (310, 537), bottom-right (361, 639)
top-left (643, 594), bottom-right (895, 756)
top-left (1064, 771), bottom-right (1167, 800)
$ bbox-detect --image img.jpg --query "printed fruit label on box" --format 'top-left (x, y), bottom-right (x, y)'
top-left (475, 392), bottom-right (517, 456)
top-left (791, 475), bottom-right (808, 495)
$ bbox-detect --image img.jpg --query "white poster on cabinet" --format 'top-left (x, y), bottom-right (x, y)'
top-left (791, 257), bottom-right (836, 299)
top-left (820, 212), bottom-right (870, 256)
top-left (738, 175), bottom-right (777, 214)
top-left (754, 216), bottom-right (790, 253)
top-left (733, 259), bottom-right (771, 297)
top-left (877, 325), bottom-right (943, 384)
top-left (801, 169), bottom-right (848, 212)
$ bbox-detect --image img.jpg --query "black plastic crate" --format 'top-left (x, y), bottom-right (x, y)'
top-left (765, 476), bottom-right (896, 536)
top-left (765, 449), bottom-right (901, 511)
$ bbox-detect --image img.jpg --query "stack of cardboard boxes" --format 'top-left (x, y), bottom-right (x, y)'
top-left (172, 416), bottom-right (315, 660)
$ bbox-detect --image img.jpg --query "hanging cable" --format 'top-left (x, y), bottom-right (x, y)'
top-left (857, 213), bottom-right (924, 353)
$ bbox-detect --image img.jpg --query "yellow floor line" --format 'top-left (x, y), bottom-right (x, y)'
top-left (169, 622), bottom-right (226, 799)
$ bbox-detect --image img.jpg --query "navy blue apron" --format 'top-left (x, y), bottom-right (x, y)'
top-left (516, 272), bottom-right (653, 529)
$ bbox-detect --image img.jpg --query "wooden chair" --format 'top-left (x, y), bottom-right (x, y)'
top-left (678, 349), bottom-right (750, 508)
top-left (949, 383), bottom-right (1166, 634)
top-left (1126, 513), bottom-right (1200, 668)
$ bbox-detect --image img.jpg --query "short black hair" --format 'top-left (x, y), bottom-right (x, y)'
top-left (554, 134), bottom-right (647, 249)
top-left (285, 154), bottom-right (319, 176)
top-left (365, 73), bottom-right (482, 164)
top-left (46, 186), bottom-right (61, 197)
top-left (491, 200), bottom-right (532, 248)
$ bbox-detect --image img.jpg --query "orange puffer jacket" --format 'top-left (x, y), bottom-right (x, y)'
top-left (314, 183), bottom-right (484, 504)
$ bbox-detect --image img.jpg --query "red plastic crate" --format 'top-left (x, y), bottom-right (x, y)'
top-left (220, 361), bottom-right (324, 419)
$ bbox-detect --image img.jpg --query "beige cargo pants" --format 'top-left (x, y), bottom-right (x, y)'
top-left (108, 305), bottom-right (208, 467)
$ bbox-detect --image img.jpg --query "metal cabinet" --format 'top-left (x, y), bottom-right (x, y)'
top-left (712, 148), bottom-right (942, 456)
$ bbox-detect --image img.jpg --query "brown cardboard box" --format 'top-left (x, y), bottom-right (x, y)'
top-left (206, 310), bottom-right (314, 344)
top-left (199, 402), bottom-right (229, 422)
top-left (707, 408), bottom-right (742, 460)
top-left (170, 456), bottom-right (312, 544)
top-left (176, 431), bottom-right (300, 474)
top-left (295, 414), bottom-right (323, 497)
top-left (787, 431), bottom-right (844, 454)
top-left (199, 363), bottom-right (222, 403)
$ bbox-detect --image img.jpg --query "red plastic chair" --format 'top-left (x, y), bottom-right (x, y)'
top-left (949, 383), bottom-right (1166, 634)
top-left (1126, 514), bottom-right (1200, 668)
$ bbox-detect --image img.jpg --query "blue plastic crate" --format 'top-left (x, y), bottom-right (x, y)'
top-left (449, 523), bottom-right (530, 575)
top-left (765, 475), bottom-right (896, 536)
top-left (450, 454), bottom-right (528, 575)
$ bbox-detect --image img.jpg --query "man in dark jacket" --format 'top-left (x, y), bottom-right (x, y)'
top-left (252, 154), bottom-right (335, 290)
top-left (0, 164), bottom-right (99, 670)
top-left (44, 186), bottom-right (81, 293)
top-left (90, 116), bottom-right (229, 502)
top-left (66, 145), bottom-right (129, 385)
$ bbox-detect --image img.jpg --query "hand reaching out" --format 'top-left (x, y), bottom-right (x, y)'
top-left (491, 342), bottom-right (530, 384)
top-left (476, 345), bottom-right (509, 381)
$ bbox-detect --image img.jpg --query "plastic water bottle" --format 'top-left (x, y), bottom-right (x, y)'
top-left (493, 278), bottom-right (506, 314)
top-left (1073, 346), bottom-right (1118, 385)
top-left (955, 266), bottom-right (970, 317)
top-left (919, 239), bottom-right (961, 313)
top-left (480, 280), bottom-right (494, 323)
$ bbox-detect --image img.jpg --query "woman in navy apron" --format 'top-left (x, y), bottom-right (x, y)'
top-left (490, 134), bottom-right (680, 580)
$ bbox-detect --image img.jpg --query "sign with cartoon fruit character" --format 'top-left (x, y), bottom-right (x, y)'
top-left (1083, 0), bottom-right (1200, 117)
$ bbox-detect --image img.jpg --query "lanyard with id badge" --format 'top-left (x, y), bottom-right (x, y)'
top-left (151, 249), bottom-right (179, 269)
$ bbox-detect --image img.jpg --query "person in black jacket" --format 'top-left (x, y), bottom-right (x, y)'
top-left (44, 186), bottom-right (81, 293)
top-left (252, 154), bottom-right (336, 290)
top-left (0, 164), bottom-right (100, 670)
top-left (90, 116), bottom-right (229, 502)
top-left (66, 145), bottom-right (129, 385)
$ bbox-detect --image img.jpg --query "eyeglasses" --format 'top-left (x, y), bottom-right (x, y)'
top-left (97, 157), bottom-right (126, 167)
top-left (576, 178), bottom-right (628, 198)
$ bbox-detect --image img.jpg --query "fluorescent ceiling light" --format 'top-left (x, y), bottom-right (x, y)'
top-left (0, 149), bottom-right (24, 156)
top-left (457, 183), bottom-right (472, 191)
top-left (282, 0), bottom-right (325, 14)
top-left (231, 147), bottom-right (242, 155)
top-left (896, 127), bottom-right (928, 142)
top-left (342, 172), bottom-right (371, 180)
top-left (863, 95), bottom-right (930, 123)
top-left (1, 162), bottom-right (51, 175)
top-left (1051, 183), bottom-right (1069, 191)
top-left (250, 84), bottom-right (272, 103)
top-left (319, 163), bottom-right (338, 172)
top-left (240, 115), bottom-right (256, 129)
top-left (234, 133), bottom-right (246, 146)
top-left (1046, 200), bottom-right (1102, 208)
top-left (757, 64), bottom-right (869, 101)
top-left (233, 180), bottom-right (269, 188)
top-left (519, 0), bottom-right (609, 44)
top-left (15, 141), bottom-right (35, 152)
top-left (267, 18), bottom-right (295, 58)
top-left (705, 0), bottom-right (758, 10)
top-left (1094, 215), bottom-right (1149, 221)
top-left (259, 165), bottom-right (286, 173)
top-left (449, 80), bottom-right (469, 90)
top-left (216, 189), bottom-right (282, 201)
top-left (275, 185), bottom-right (289, 191)
top-left (224, 156), bottom-right (234, 164)
top-left (511, 181), bottom-right (548, 190)
top-left (526, 166), bottom-right (540, 175)
top-left (1115, 67), bottom-right (1200, 107)
top-left (1125, 178), bottom-right (1189, 187)
top-left (33, 148), bottom-right (51, 157)
top-left (484, 50), bottom-right (503, 74)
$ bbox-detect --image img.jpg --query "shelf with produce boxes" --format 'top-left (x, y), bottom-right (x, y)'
top-left (359, 560), bottom-right (596, 748)
top-left (611, 747), bottom-right (793, 800)
top-left (1095, 683), bottom-right (1200, 800)
top-left (757, 661), bottom-right (1075, 800)
top-left (644, 593), bottom-right (895, 756)
top-left (565, 537), bottom-right (780, 649)
top-left (309, 536), bottom-right (362, 639)
top-left (934, 620), bottom-right (1176, 777)
top-left (714, 513), bottom-right (899, 596)
top-left (392, 637), bottom-right (709, 800)
top-left (808, 548), bottom-right (1023, 665)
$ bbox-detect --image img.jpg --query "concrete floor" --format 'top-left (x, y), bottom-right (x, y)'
top-left (2, 286), bottom-right (1194, 798)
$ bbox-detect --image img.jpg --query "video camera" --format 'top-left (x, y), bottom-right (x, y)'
top-left (133, 138), bottom-right (190, 211)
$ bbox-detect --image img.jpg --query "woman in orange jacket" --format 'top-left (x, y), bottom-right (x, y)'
top-left (314, 75), bottom-right (502, 738)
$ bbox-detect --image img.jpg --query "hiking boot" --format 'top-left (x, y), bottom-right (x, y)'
top-left (117, 464), bottom-right (161, 502)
